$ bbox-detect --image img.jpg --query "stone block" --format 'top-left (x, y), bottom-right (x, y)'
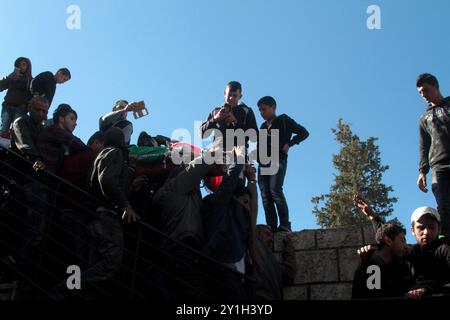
top-left (294, 249), bottom-right (338, 284)
top-left (310, 283), bottom-right (353, 300)
top-left (316, 227), bottom-right (363, 249)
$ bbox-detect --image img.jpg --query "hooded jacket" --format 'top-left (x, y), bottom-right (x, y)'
top-left (0, 57), bottom-right (33, 107)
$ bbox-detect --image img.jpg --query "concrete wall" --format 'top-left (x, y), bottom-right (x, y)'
top-left (275, 224), bottom-right (376, 300)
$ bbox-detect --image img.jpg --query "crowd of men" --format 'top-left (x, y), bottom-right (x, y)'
top-left (0, 56), bottom-right (448, 301)
top-left (0, 57), bottom-right (303, 300)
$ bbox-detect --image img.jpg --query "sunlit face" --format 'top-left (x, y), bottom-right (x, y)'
top-left (417, 83), bottom-right (440, 104)
top-left (224, 88), bottom-right (242, 107)
top-left (56, 71), bottom-right (70, 84)
top-left (258, 104), bottom-right (276, 121)
top-left (411, 215), bottom-right (441, 248)
top-left (30, 101), bottom-right (50, 124)
top-left (60, 112), bottom-right (77, 133)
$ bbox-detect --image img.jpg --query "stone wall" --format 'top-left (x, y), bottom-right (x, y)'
top-left (275, 224), bottom-right (376, 300)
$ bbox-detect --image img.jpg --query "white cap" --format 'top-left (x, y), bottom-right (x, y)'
top-left (411, 207), bottom-right (441, 224)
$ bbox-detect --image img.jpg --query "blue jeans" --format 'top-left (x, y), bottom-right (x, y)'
top-left (258, 157), bottom-right (290, 229)
top-left (431, 168), bottom-right (450, 237)
top-left (0, 105), bottom-right (27, 133)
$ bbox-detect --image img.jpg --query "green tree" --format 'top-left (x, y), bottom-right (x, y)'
top-left (312, 119), bottom-right (397, 228)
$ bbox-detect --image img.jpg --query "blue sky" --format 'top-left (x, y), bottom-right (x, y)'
top-left (1, 0), bottom-right (449, 243)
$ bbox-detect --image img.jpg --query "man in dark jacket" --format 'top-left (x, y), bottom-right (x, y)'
top-left (201, 81), bottom-right (258, 161)
top-left (8, 96), bottom-right (53, 279)
top-left (10, 96), bottom-right (50, 239)
top-left (407, 207), bottom-right (450, 299)
top-left (99, 100), bottom-right (135, 145)
top-left (353, 196), bottom-right (412, 300)
top-left (153, 151), bottom-right (215, 300)
top-left (351, 220), bottom-right (412, 300)
top-left (59, 131), bottom-right (106, 269)
top-left (257, 96), bottom-right (309, 232)
top-left (37, 104), bottom-right (88, 174)
top-left (30, 68), bottom-right (71, 107)
top-left (202, 147), bottom-right (256, 300)
top-left (51, 127), bottom-right (140, 299)
top-left (354, 196), bottom-right (450, 300)
top-left (37, 104), bottom-right (88, 175)
top-left (10, 96), bottom-right (49, 170)
top-left (416, 73), bottom-right (450, 237)
top-left (0, 57), bottom-right (33, 134)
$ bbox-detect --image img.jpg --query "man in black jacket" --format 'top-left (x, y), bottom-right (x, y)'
top-left (354, 196), bottom-right (450, 300)
top-left (416, 73), bottom-right (450, 237)
top-left (257, 96), bottom-right (309, 232)
top-left (153, 150), bottom-right (216, 300)
top-left (83, 127), bottom-right (139, 297)
top-left (408, 206), bottom-right (450, 299)
top-left (351, 219), bottom-right (412, 299)
top-left (3, 97), bottom-right (49, 277)
top-left (30, 68), bottom-right (71, 107)
top-left (51, 127), bottom-right (140, 299)
top-left (10, 96), bottom-right (50, 246)
top-left (10, 96), bottom-right (49, 170)
top-left (202, 147), bottom-right (255, 300)
top-left (201, 81), bottom-right (258, 163)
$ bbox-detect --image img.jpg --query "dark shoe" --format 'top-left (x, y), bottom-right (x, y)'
top-left (277, 225), bottom-right (292, 233)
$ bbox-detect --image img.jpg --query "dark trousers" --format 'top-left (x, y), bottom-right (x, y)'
top-left (206, 264), bottom-right (255, 301)
top-left (163, 238), bottom-right (207, 301)
top-left (258, 157), bottom-right (290, 229)
top-left (16, 180), bottom-right (54, 279)
top-left (59, 209), bottom-right (92, 270)
top-left (432, 169), bottom-right (450, 237)
top-left (22, 180), bottom-right (54, 247)
top-left (51, 210), bottom-right (124, 300)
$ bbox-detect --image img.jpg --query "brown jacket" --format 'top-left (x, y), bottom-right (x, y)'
top-left (0, 74), bottom-right (32, 107)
